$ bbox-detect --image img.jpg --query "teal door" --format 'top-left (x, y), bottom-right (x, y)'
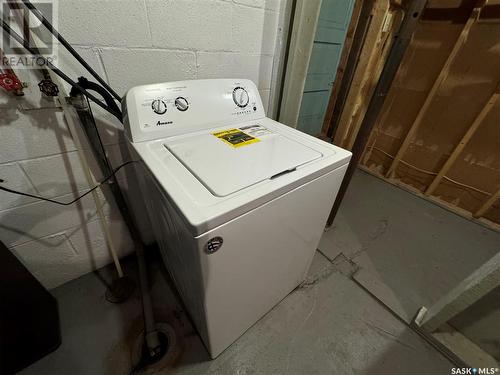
top-left (297, 0), bottom-right (355, 135)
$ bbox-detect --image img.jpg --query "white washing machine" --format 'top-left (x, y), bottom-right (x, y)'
top-left (123, 79), bottom-right (351, 358)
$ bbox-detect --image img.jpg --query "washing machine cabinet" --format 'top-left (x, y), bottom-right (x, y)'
top-left (123, 79), bottom-right (351, 358)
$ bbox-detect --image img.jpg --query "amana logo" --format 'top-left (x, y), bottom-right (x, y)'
top-left (156, 120), bottom-right (172, 126)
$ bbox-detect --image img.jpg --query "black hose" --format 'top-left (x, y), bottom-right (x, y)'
top-left (21, 0), bottom-right (122, 102)
top-left (0, 20), bottom-right (122, 120)
top-left (70, 77), bottom-right (122, 120)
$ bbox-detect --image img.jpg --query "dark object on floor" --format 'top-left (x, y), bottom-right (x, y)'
top-left (0, 240), bottom-right (61, 375)
top-left (105, 276), bottom-right (136, 304)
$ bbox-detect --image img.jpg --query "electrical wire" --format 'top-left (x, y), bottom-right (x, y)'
top-left (400, 160), bottom-right (438, 176)
top-left (20, 0), bottom-right (122, 102)
top-left (441, 176), bottom-right (492, 197)
top-left (365, 145), bottom-right (493, 197)
top-left (0, 160), bottom-right (137, 205)
top-left (0, 19), bottom-right (123, 121)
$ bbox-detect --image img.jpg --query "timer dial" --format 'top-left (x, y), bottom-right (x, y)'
top-left (175, 96), bottom-right (189, 111)
top-left (151, 99), bottom-right (167, 114)
top-left (232, 87), bottom-right (249, 108)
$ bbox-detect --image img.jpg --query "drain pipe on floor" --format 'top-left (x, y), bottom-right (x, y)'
top-left (68, 90), bottom-right (163, 359)
top-left (5, 0), bottom-right (131, 304)
top-left (55, 89), bottom-right (123, 284)
top-left (20, 34), bottom-right (128, 289)
top-left (10, 0), bottom-right (166, 364)
top-left (59, 93), bottom-right (129, 298)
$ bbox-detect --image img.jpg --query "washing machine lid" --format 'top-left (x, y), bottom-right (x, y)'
top-left (164, 124), bottom-right (323, 197)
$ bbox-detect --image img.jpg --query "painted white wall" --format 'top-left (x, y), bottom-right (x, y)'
top-left (1, 0), bottom-right (285, 289)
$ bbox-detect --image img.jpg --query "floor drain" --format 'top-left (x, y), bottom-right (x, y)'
top-left (131, 322), bottom-right (180, 374)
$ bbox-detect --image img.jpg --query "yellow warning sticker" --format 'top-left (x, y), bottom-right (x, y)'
top-left (212, 128), bottom-right (260, 148)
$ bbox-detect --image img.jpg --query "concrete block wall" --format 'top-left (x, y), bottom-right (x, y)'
top-left (0, 104), bottom-right (133, 290)
top-left (59, 0), bottom-right (282, 109)
top-left (1, 0), bottom-right (285, 289)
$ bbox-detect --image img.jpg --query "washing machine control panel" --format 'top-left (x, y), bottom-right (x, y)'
top-left (123, 79), bottom-right (265, 142)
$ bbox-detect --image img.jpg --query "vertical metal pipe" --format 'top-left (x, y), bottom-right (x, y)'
top-left (326, 0), bottom-right (428, 227)
top-left (326, 0), bottom-right (377, 139)
top-left (70, 94), bottom-right (161, 356)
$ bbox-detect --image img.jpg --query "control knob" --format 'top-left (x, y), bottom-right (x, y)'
top-left (233, 87), bottom-right (249, 108)
top-left (175, 96), bottom-right (189, 111)
top-left (151, 99), bottom-right (167, 114)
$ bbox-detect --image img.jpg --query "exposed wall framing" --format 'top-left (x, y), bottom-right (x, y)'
top-left (330, 0), bottom-right (500, 231)
top-left (332, 0), bottom-right (397, 146)
top-left (320, 0), bottom-right (364, 138)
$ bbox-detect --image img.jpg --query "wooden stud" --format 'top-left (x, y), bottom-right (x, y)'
top-left (326, 0), bottom-right (378, 140)
top-left (475, 187), bottom-right (500, 218)
top-left (333, 0), bottom-right (390, 146)
top-left (320, 0), bottom-right (363, 137)
top-left (425, 89), bottom-right (500, 196)
top-left (326, 0), bottom-right (427, 226)
top-left (385, 6), bottom-right (481, 178)
top-left (345, 8), bottom-right (402, 150)
top-left (361, 92), bottom-right (398, 164)
top-left (361, 129), bottom-right (378, 165)
top-left (416, 251), bottom-right (500, 332)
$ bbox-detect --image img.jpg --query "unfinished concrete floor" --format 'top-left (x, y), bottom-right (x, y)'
top-left (18, 250), bottom-right (453, 375)
top-left (17, 170), bottom-right (472, 375)
top-left (319, 170), bottom-right (500, 359)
